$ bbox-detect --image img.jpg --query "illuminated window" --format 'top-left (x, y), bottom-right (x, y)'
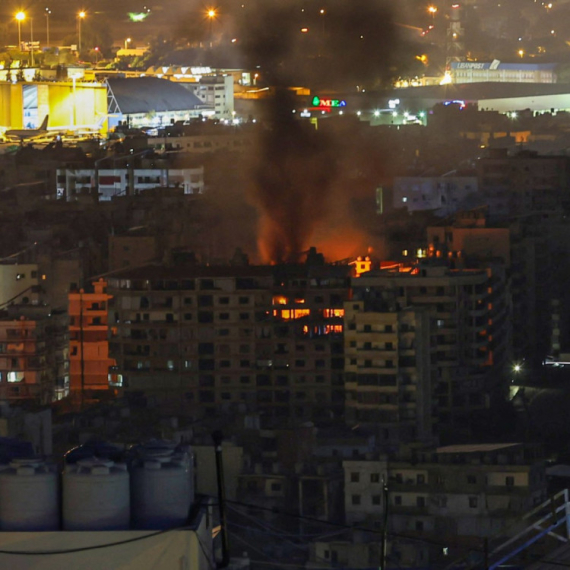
top-left (7, 372), bottom-right (23, 383)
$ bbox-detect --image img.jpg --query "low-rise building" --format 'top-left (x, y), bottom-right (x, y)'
top-left (57, 166), bottom-right (205, 201)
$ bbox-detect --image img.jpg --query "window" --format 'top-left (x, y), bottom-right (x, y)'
top-left (350, 472), bottom-right (360, 483)
top-left (417, 496), bottom-right (426, 507)
top-left (467, 475), bottom-right (476, 485)
top-left (394, 495), bottom-right (402, 505)
top-left (372, 495), bottom-right (381, 506)
top-left (415, 520), bottom-right (424, 531)
top-left (506, 476), bottom-right (515, 487)
top-left (219, 297), bottom-right (230, 305)
top-left (351, 494), bottom-right (361, 505)
top-left (469, 497), bottom-right (478, 508)
top-left (239, 296), bottom-right (249, 304)
top-left (271, 482), bottom-right (282, 492)
top-left (219, 313), bottom-right (230, 320)
top-left (371, 473), bottom-right (380, 483)
top-left (417, 474), bottom-right (425, 484)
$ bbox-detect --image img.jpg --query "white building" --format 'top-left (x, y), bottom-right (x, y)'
top-left (192, 75), bottom-right (234, 119)
top-left (57, 166), bottom-right (204, 201)
top-left (451, 61), bottom-right (558, 84)
top-left (392, 176), bottom-right (478, 215)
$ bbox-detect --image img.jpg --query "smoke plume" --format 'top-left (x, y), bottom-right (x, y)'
top-left (234, 0), bottom-right (397, 263)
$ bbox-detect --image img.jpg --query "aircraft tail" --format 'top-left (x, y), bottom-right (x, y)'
top-left (39, 115), bottom-right (49, 131)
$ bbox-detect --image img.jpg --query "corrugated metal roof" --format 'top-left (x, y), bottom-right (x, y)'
top-left (107, 77), bottom-right (205, 115)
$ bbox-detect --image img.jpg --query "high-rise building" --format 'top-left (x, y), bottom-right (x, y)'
top-left (350, 261), bottom-right (510, 435)
top-left (107, 261), bottom-right (352, 423)
top-left (344, 300), bottom-right (434, 446)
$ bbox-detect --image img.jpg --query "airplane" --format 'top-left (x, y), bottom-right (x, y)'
top-left (4, 115), bottom-right (50, 142)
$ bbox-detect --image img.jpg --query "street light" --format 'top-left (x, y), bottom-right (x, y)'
top-left (206, 8), bottom-right (216, 47)
top-left (45, 8), bottom-right (51, 48)
top-left (124, 37), bottom-right (132, 50)
top-left (428, 5), bottom-right (438, 19)
top-left (15, 11), bottom-right (25, 50)
top-left (77, 11), bottom-right (86, 52)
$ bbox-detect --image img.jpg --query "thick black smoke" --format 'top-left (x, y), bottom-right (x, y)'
top-left (233, 0), bottom-right (397, 262)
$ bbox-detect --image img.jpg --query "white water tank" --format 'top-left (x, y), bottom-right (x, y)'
top-left (63, 458), bottom-right (130, 530)
top-left (0, 458), bottom-right (59, 531)
top-left (131, 446), bottom-right (193, 529)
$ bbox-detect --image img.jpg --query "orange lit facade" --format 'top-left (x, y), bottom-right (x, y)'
top-left (68, 279), bottom-right (115, 396)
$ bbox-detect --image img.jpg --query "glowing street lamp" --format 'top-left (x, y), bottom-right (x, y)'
top-left (206, 8), bottom-right (216, 47)
top-left (45, 8), bottom-right (51, 48)
top-left (124, 37), bottom-right (132, 50)
top-left (15, 11), bottom-right (26, 50)
top-left (428, 5), bottom-right (438, 20)
top-left (518, 49), bottom-right (524, 58)
top-left (78, 11), bottom-right (86, 52)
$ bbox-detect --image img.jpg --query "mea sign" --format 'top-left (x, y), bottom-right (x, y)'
top-left (311, 96), bottom-right (347, 108)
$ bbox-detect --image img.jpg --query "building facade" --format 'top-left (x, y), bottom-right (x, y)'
top-left (57, 166), bottom-right (205, 201)
top-left (107, 262), bottom-right (351, 422)
top-left (352, 262), bottom-right (511, 435)
top-left (68, 279), bottom-right (115, 399)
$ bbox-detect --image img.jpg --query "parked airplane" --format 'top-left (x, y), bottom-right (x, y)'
top-left (4, 115), bottom-right (50, 142)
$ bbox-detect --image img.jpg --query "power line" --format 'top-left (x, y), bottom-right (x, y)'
top-left (226, 498), bottom-right (483, 553)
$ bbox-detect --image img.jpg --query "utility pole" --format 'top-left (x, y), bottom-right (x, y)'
top-left (380, 479), bottom-right (389, 570)
top-left (212, 430), bottom-right (230, 569)
top-left (79, 289), bottom-right (85, 411)
top-left (484, 537), bottom-right (489, 570)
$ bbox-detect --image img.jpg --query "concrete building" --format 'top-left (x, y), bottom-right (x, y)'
top-left (451, 61), bottom-right (558, 84)
top-left (192, 75), bottom-right (234, 118)
top-left (0, 263), bottom-right (42, 308)
top-left (344, 302), bottom-right (434, 446)
top-left (427, 210), bottom-right (551, 364)
top-left (477, 148), bottom-right (570, 219)
top-left (106, 261), bottom-right (352, 422)
top-left (57, 166), bottom-right (205, 201)
top-left (148, 125), bottom-right (255, 155)
top-left (68, 280), bottom-right (115, 399)
top-left (0, 309), bottom-right (69, 404)
top-left (343, 456), bottom-right (388, 525)
top-left (353, 262), bottom-right (510, 435)
top-left (342, 443), bottom-right (547, 567)
top-left (109, 233), bottom-right (159, 272)
top-left (393, 176), bottom-right (478, 216)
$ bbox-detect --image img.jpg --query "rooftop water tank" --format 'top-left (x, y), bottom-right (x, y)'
top-left (0, 458), bottom-right (59, 531)
top-left (63, 458), bottom-right (130, 530)
top-left (131, 442), bottom-right (194, 529)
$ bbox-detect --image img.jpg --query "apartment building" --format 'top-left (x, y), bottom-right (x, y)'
top-left (393, 176), bottom-right (478, 216)
top-left (57, 166), bottom-right (205, 201)
top-left (477, 149), bottom-right (570, 219)
top-left (352, 261), bottom-right (511, 433)
top-left (68, 279), bottom-right (115, 399)
top-left (0, 309), bottom-right (69, 404)
top-left (427, 211), bottom-right (551, 363)
top-left (344, 301), bottom-right (434, 446)
top-left (106, 261), bottom-right (351, 422)
top-left (342, 443), bottom-right (547, 567)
